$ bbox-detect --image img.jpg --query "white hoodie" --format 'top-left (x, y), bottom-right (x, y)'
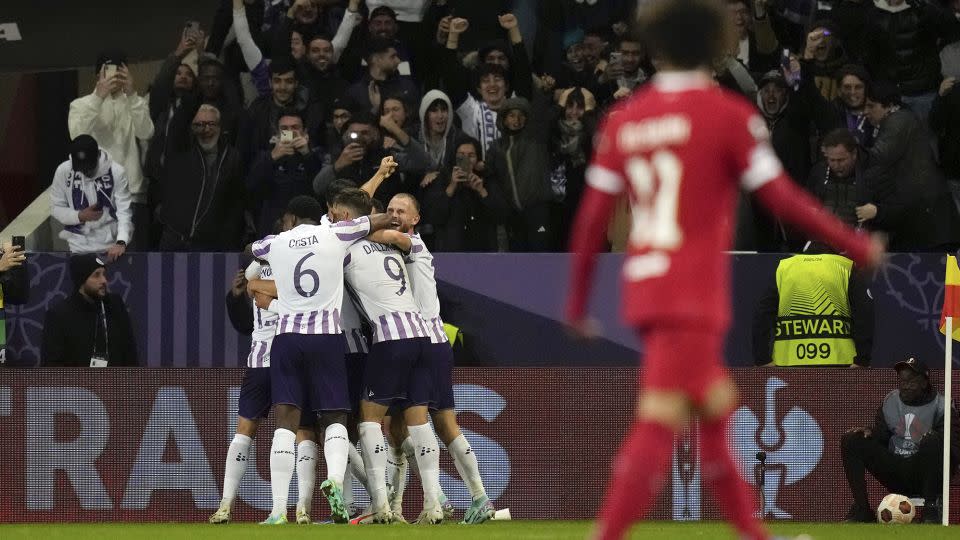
top-left (50, 150), bottom-right (133, 253)
top-left (68, 90), bottom-right (154, 202)
top-left (418, 89), bottom-right (455, 169)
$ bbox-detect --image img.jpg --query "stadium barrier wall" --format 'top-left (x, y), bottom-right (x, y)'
top-left (0, 368), bottom-right (956, 523)
top-left (3, 253), bottom-right (956, 368)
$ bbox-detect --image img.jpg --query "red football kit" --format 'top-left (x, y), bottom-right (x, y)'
top-left (567, 71), bottom-right (871, 397)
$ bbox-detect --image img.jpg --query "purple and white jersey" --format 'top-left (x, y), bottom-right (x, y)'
top-left (344, 238), bottom-right (429, 344)
top-left (341, 293), bottom-right (369, 354)
top-left (251, 217), bottom-right (371, 335)
top-left (404, 234), bottom-right (447, 344)
top-left (246, 261), bottom-right (279, 367)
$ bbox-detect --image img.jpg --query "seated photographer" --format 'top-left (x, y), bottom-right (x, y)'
top-left (840, 358), bottom-right (959, 523)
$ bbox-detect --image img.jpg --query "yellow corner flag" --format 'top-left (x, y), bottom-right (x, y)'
top-left (941, 255), bottom-right (960, 342)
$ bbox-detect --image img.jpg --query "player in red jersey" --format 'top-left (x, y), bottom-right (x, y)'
top-left (565, 1), bottom-right (885, 539)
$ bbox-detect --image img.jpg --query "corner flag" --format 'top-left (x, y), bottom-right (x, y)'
top-left (941, 255), bottom-right (960, 342)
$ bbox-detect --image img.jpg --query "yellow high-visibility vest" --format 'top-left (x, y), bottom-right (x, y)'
top-left (772, 254), bottom-right (857, 366)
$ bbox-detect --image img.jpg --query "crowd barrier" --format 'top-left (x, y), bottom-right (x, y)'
top-left (0, 367), bottom-right (956, 523)
top-left (3, 253), bottom-right (956, 368)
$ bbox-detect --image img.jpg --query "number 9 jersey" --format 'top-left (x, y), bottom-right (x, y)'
top-left (250, 217), bottom-right (372, 335)
top-left (586, 72), bottom-right (792, 331)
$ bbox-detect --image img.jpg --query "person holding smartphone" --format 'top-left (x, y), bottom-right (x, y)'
top-left (0, 237), bottom-right (29, 366)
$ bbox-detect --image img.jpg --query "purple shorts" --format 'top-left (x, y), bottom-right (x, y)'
top-left (425, 342), bottom-right (455, 411)
top-left (345, 352), bottom-right (368, 410)
top-left (238, 367), bottom-right (271, 420)
top-left (270, 333), bottom-right (349, 413)
top-left (363, 338), bottom-right (431, 406)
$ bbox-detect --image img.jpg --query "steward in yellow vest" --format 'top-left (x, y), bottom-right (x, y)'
top-left (753, 253), bottom-right (873, 367)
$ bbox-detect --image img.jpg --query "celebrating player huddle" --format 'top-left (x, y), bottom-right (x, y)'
top-left (210, 157), bottom-right (494, 526)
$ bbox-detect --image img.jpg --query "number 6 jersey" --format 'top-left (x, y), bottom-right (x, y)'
top-left (343, 238), bottom-right (429, 344)
top-left (250, 217), bottom-right (371, 335)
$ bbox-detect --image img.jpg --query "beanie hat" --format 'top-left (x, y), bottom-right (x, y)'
top-left (70, 254), bottom-right (106, 289)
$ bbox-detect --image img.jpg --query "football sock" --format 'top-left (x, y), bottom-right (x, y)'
top-left (700, 414), bottom-right (767, 540)
top-left (359, 421), bottom-right (389, 510)
top-left (386, 442), bottom-right (405, 495)
top-left (269, 428), bottom-right (297, 516)
top-left (408, 423), bottom-right (442, 508)
top-left (449, 434), bottom-right (486, 500)
top-left (221, 433), bottom-right (252, 509)
top-left (323, 423), bottom-right (350, 486)
top-left (347, 442), bottom-right (369, 491)
top-left (594, 420), bottom-right (674, 540)
top-left (296, 440), bottom-right (318, 511)
top-left (402, 437), bottom-right (420, 480)
top-left (343, 460), bottom-right (355, 510)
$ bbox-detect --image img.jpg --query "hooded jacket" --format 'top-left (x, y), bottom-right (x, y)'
top-left (485, 97), bottom-right (552, 210)
top-left (416, 89), bottom-right (461, 170)
top-left (50, 150), bottom-right (133, 253)
top-left (68, 90), bottom-right (155, 202)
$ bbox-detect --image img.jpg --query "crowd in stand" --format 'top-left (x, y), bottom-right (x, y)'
top-left (52, 0), bottom-right (960, 254)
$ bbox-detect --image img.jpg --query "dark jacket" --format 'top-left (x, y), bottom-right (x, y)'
top-left (145, 52), bottom-right (197, 189)
top-left (869, 386), bottom-right (960, 473)
top-left (0, 263), bottom-right (28, 306)
top-left (421, 166), bottom-right (510, 252)
top-left (808, 159), bottom-right (868, 229)
top-left (237, 93), bottom-right (324, 168)
top-left (931, 85), bottom-right (960, 178)
top-left (302, 63), bottom-right (349, 117)
top-left (836, 0), bottom-right (960, 96)
top-left (485, 97), bottom-right (553, 211)
top-left (41, 292), bottom-right (138, 367)
top-left (247, 148), bottom-right (324, 237)
top-left (160, 101), bottom-right (246, 251)
top-left (862, 108), bottom-right (959, 250)
top-left (345, 72), bottom-right (420, 117)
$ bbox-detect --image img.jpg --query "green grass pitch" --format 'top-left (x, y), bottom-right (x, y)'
top-left (2, 521), bottom-right (957, 539)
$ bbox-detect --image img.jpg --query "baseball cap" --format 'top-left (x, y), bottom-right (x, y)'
top-left (894, 357), bottom-right (930, 379)
top-left (759, 70), bottom-right (789, 89)
top-left (69, 135), bottom-right (100, 174)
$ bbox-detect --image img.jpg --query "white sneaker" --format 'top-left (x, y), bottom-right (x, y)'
top-left (295, 503), bottom-right (311, 524)
top-left (208, 506), bottom-right (231, 524)
top-left (413, 505), bottom-right (444, 525)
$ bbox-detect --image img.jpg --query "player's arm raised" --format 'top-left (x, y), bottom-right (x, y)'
top-left (359, 155), bottom-right (399, 199)
top-left (366, 229), bottom-right (413, 252)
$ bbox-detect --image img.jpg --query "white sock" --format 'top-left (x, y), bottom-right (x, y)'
top-left (348, 442), bottom-right (369, 491)
top-left (358, 421), bottom-right (388, 510)
top-left (221, 433), bottom-right (252, 509)
top-left (449, 434), bottom-right (486, 500)
top-left (323, 423), bottom-right (350, 486)
top-left (386, 442), bottom-right (407, 501)
top-left (402, 437), bottom-right (420, 480)
top-left (407, 423), bottom-right (441, 508)
top-left (343, 460), bottom-right (355, 509)
top-left (269, 429), bottom-right (297, 516)
top-left (296, 440), bottom-right (318, 510)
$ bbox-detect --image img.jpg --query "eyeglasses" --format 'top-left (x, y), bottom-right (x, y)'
top-left (192, 121), bottom-right (220, 129)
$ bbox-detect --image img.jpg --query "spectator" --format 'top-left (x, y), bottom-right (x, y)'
top-left (145, 33), bottom-right (202, 248)
top-left (0, 240), bottom-right (28, 366)
top-left (158, 104), bottom-right (246, 251)
top-left (800, 21), bottom-right (850, 101)
top-left (799, 63), bottom-right (874, 147)
top-left (860, 82), bottom-right (959, 251)
top-left (836, 0), bottom-right (960, 127)
top-left (301, 34), bottom-right (349, 115)
top-left (345, 38), bottom-right (420, 116)
top-left (340, 5), bottom-right (416, 80)
top-left (550, 87), bottom-right (597, 250)
top-left (247, 110), bottom-right (323, 237)
top-left (485, 96), bottom-right (554, 251)
top-left (268, 0), bottom-right (344, 60)
top-left (41, 254), bottom-right (138, 367)
top-left (726, 0), bottom-right (778, 78)
top-left (320, 98), bottom-right (352, 159)
top-left (50, 135), bottom-right (132, 262)
top-left (313, 112), bottom-right (391, 200)
top-left (238, 56), bottom-right (321, 168)
top-left (195, 57), bottom-right (244, 143)
top-left (68, 50), bottom-right (154, 250)
top-left (752, 251), bottom-right (873, 367)
top-left (606, 38), bottom-right (650, 96)
top-left (931, 76), bottom-right (960, 182)
top-left (416, 90), bottom-right (461, 173)
top-left (379, 97), bottom-right (431, 189)
top-left (841, 358), bottom-right (959, 523)
top-left (422, 137), bottom-right (507, 252)
top-left (808, 129), bottom-right (867, 229)
top-left (441, 14), bottom-right (534, 157)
